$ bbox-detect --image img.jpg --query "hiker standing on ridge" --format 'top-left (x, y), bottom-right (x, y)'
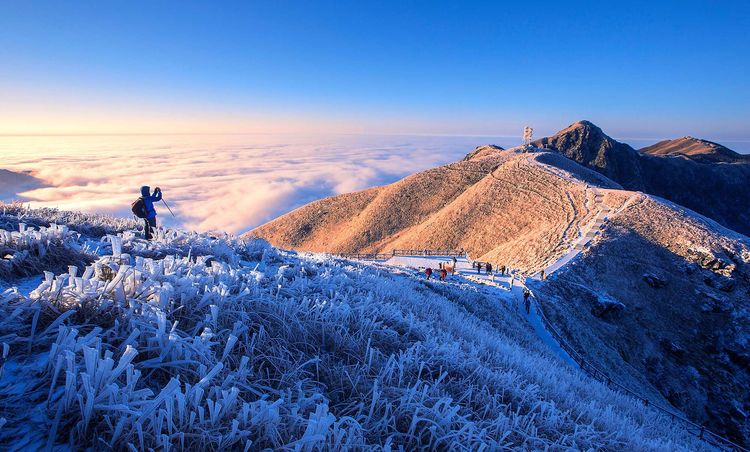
top-left (138, 186), bottom-right (162, 240)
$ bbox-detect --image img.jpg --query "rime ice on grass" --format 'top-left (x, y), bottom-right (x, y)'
top-left (0, 205), bottom-right (713, 450)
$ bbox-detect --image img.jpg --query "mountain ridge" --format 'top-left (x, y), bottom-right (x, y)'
top-left (533, 121), bottom-right (750, 236)
top-left (249, 123), bottom-right (750, 444)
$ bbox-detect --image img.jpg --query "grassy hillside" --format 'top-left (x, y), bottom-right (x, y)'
top-left (0, 205), bottom-right (710, 450)
top-left (250, 147), bottom-right (627, 273)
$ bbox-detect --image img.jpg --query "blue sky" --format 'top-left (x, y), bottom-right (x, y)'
top-left (1, 0), bottom-right (748, 139)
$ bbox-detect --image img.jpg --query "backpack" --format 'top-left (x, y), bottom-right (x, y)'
top-left (131, 197), bottom-right (148, 218)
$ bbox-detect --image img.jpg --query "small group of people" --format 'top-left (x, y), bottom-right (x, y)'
top-left (417, 253), bottom-right (536, 315)
top-left (424, 265), bottom-right (448, 281)
top-left (424, 256), bottom-right (461, 282)
top-left (473, 261), bottom-right (490, 275)
top-left (473, 261), bottom-right (508, 277)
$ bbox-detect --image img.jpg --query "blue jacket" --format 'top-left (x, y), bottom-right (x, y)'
top-left (140, 186), bottom-right (162, 218)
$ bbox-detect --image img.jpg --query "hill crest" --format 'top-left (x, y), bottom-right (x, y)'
top-left (640, 136), bottom-right (749, 163)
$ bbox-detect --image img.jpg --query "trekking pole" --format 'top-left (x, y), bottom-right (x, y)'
top-left (161, 199), bottom-right (176, 218)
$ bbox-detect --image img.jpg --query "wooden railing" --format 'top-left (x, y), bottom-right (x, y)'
top-left (392, 249), bottom-right (467, 257)
top-left (337, 253), bottom-right (393, 260)
top-left (337, 249), bottom-right (468, 260)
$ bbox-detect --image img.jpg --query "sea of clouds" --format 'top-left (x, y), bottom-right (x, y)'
top-left (0, 134), bottom-right (520, 234)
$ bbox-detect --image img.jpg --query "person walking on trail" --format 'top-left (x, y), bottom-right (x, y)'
top-left (439, 268), bottom-right (447, 281)
top-left (524, 293), bottom-right (531, 314)
top-left (138, 186), bottom-right (162, 240)
top-left (540, 269), bottom-right (546, 281)
top-left (475, 262), bottom-right (482, 274)
top-left (486, 262), bottom-right (493, 277)
top-left (452, 256), bottom-right (457, 268)
top-left (523, 288), bottom-right (531, 305)
top-left (501, 265), bottom-right (506, 276)
top-left (425, 267), bottom-right (433, 280)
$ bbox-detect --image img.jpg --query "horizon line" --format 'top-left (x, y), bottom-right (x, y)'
top-left (2, 131), bottom-right (750, 144)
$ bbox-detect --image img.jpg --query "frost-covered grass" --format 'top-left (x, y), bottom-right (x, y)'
top-left (0, 202), bottom-right (140, 238)
top-left (0, 207), bottom-right (712, 450)
top-left (0, 221), bottom-right (92, 280)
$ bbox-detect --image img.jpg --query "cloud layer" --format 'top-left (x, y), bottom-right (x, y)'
top-left (0, 134), bottom-right (518, 234)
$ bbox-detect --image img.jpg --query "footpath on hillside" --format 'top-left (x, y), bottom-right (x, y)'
top-left (376, 254), bottom-right (578, 368)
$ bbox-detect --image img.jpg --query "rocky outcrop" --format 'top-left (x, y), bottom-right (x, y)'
top-left (643, 273), bottom-right (668, 288)
top-left (591, 294), bottom-right (626, 319)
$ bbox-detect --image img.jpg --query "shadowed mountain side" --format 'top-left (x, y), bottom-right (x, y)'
top-left (533, 120), bottom-right (644, 190)
top-left (532, 196), bottom-right (750, 445)
top-left (534, 121), bottom-right (750, 236)
top-left (641, 137), bottom-right (750, 164)
top-left (534, 151), bottom-right (624, 189)
top-left (251, 148), bottom-right (624, 272)
top-left (639, 155), bottom-right (750, 234)
top-left (0, 169), bottom-right (47, 202)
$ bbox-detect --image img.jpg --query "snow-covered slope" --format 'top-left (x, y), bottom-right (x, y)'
top-left (0, 204), bottom-right (711, 450)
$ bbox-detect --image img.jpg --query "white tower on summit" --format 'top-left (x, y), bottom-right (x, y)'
top-left (523, 126), bottom-right (533, 146)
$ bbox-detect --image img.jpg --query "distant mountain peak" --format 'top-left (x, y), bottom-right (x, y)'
top-left (640, 136), bottom-right (748, 164)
